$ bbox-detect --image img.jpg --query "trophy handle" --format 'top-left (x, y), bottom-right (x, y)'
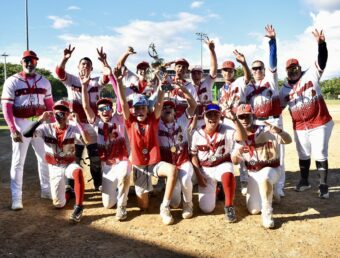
top-left (148, 43), bottom-right (158, 59)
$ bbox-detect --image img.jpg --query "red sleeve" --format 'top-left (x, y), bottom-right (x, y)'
top-left (55, 66), bottom-right (66, 80)
top-left (2, 103), bottom-right (17, 133)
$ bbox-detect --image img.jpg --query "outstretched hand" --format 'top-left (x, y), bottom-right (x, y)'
top-left (39, 111), bottom-right (54, 123)
top-left (97, 47), bottom-right (108, 66)
top-left (312, 29), bottom-right (325, 44)
top-left (233, 49), bottom-right (246, 64)
top-left (205, 39), bottom-right (215, 51)
top-left (127, 46), bottom-right (137, 55)
top-left (265, 24), bottom-right (276, 39)
top-left (113, 67), bottom-right (124, 81)
top-left (263, 121), bottom-right (282, 134)
top-left (64, 44), bottom-right (75, 60)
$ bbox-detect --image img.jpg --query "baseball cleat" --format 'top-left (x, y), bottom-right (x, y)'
top-left (11, 199), bottom-right (23, 210)
top-left (70, 205), bottom-right (83, 223)
top-left (224, 206), bottom-right (237, 223)
top-left (262, 209), bottom-right (275, 229)
top-left (294, 180), bottom-right (311, 192)
top-left (160, 205), bottom-right (174, 225)
top-left (182, 201), bottom-right (193, 219)
top-left (318, 184), bottom-right (329, 199)
top-left (115, 206), bottom-right (128, 221)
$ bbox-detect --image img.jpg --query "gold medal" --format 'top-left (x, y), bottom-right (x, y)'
top-left (170, 146), bottom-right (177, 153)
top-left (210, 155), bottom-right (217, 162)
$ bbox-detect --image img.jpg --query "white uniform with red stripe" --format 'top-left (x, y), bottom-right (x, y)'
top-left (123, 68), bottom-right (154, 100)
top-left (158, 111), bottom-right (193, 208)
top-left (191, 124), bottom-right (235, 213)
top-left (219, 76), bottom-right (247, 128)
top-left (279, 62), bottom-right (333, 160)
top-left (33, 123), bottom-right (82, 207)
top-left (1, 72), bottom-right (52, 201)
top-left (232, 126), bottom-right (285, 214)
top-left (90, 115), bottom-right (131, 208)
top-left (194, 75), bottom-right (215, 128)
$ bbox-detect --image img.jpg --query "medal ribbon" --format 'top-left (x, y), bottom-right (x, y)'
top-left (135, 119), bottom-right (151, 153)
top-left (204, 126), bottom-right (219, 154)
top-left (22, 72), bottom-right (39, 104)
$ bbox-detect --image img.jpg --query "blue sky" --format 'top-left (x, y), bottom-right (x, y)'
top-left (1, 0), bottom-right (340, 80)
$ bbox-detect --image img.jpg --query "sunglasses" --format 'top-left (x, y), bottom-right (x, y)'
top-left (237, 114), bottom-right (252, 120)
top-left (22, 58), bottom-right (38, 65)
top-left (252, 66), bottom-right (264, 71)
top-left (287, 66), bottom-right (299, 73)
top-left (98, 105), bottom-right (112, 112)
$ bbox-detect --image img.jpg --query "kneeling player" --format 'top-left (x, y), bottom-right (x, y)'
top-left (23, 101), bottom-right (89, 223)
top-left (191, 104), bottom-right (246, 222)
top-left (231, 104), bottom-right (292, 229)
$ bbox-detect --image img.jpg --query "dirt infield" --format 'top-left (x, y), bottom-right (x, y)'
top-left (0, 106), bottom-right (340, 258)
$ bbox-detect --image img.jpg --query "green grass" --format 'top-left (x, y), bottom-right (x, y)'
top-left (325, 99), bottom-right (340, 105)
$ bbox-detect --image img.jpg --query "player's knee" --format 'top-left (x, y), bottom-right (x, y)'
top-left (53, 198), bottom-right (66, 208)
top-left (199, 201), bottom-right (215, 214)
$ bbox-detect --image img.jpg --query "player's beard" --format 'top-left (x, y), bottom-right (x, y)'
top-left (23, 66), bottom-right (36, 75)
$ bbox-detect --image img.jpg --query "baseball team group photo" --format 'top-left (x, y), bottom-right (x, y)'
top-left (1, 1), bottom-right (340, 257)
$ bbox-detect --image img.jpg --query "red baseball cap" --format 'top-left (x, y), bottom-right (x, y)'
top-left (22, 50), bottom-right (39, 60)
top-left (96, 98), bottom-right (113, 107)
top-left (163, 98), bottom-right (176, 108)
top-left (222, 60), bottom-right (235, 70)
top-left (136, 61), bottom-right (150, 70)
top-left (286, 58), bottom-right (299, 68)
top-left (236, 104), bottom-right (253, 116)
top-left (53, 100), bottom-right (70, 111)
top-left (175, 58), bottom-right (189, 67)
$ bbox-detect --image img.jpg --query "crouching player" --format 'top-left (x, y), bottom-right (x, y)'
top-left (231, 104), bottom-right (292, 229)
top-left (115, 66), bottom-right (178, 225)
top-left (158, 88), bottom-right (197, 219)
top-left (23, 100), bottom-right (89, 223)
top-left (81, 68), bottom-right (131, 221)
top-left (191, 104), bottom-right (246, 222)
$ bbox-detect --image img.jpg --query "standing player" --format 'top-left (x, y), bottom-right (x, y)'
top-left (81, 66), bottom-right (131, 221)
top-left (55, 45), bottom-right (109, 190)
top-left (1, 50), bottom-right (54, 210)
top-left (279, 29), bottom-right (333, 198)
top-left (244, 25), bottom-right (285, 197)
top-left (23, 100), bottom-right (89, 223)
top-left (191, 104), bottom-right (246, 222)
top-left (231, 104), bottom-right (292, 229)
top-left (158, 85), bottom-right (197, 218)
top-left (116, 67), bottom-right (178, 225)
top-left (190, 39), bottom-right (217, 128)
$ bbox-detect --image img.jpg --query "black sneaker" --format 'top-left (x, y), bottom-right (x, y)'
top-left (70, 205), bottom-right (83, 223)
top-left (294, 179), bottom-right (311, 192)
top-left (216, 182), bottom-right (225, 201)
top-left (319, 184), bottom-right (329, 199)
top-left (224, 206), bottom-right (237, 223)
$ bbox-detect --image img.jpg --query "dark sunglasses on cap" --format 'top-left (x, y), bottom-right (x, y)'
top-left (22, 57), bottom-right (38, 65)
top-left (287, 66), bottom-right (299, 73)
top-left (252, 66), bottom-right (264, 71)
top-left (98, 105), bottom-right (112, 112)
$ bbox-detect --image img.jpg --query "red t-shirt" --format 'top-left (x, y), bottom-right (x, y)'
top-left (125, 112), bottom-right (161, 166)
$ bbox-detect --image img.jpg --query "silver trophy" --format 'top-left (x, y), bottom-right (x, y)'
top-left (147, 43), bottom-right (173, 91)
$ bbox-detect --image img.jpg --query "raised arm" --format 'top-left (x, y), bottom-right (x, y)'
top-left (265, 24), bottom-right (277, 71)
top-left (102, 65), bottom-right (122, 114)
top-left (312, 29), bottom-right (328, 70)
top-left (115, 67), bottom-right (131, 120)
top-left (96, 46), bottom-right (109, 85)
top-left (153, 82), bottom-right (166, 120)
top-left (80, 69), bottom-right (96, 124)
top-left (206, 39), bottom-right (217, 78)
top-left (116, 47), bottom-right (136, 70)
top-left (23, 111), bottom-right (53, 138)
top-left (234, 49), bottom-right (251, 84)
top-left (175, 81), bottom-right (197, 117)
top-left (56, 44), bottom-right (75, 80)
top-left (224, 109), bottom-right (247, 141)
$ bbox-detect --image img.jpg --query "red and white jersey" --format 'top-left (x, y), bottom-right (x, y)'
top-left (279, 62), bottom-right (332, 130)
top-left (194, 75), bottom-right (215, 127)
top-left (34, 123), bottom-right (81, 166)
top-left (233, 126), bottom-right (284, 172)
top-left (90, 115), bottom-right (129, 165)
top-left (218, 76), bottom-right (247, 115)
top-left (1, 72), bottom-right (52, 118)
top-left (59, 71), bottom-right (104, 123)
top-left (164, 78), bottom-right (199, 118)
top-left (244, 70), bottom-right (281, 119)
top-left (191, 124), bottom-right (235, 167)
top-left (158, 111), bottom-right (191, 166)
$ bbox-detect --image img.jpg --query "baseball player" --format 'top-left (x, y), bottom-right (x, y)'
top-left (55, 45), bottom-right (109, 191)
top-left (244, 25), bottom-right (286, 198)
top-left (191, 103), bottom-right (247, 222)
top-left (279, 29), bottom-right (333, 198)
top-left (116, 67), bottom-right (178, 225)
top-left (231, 104), bottom-right (292, 229)
top-left (218, 50), bottom-right (251, 196)
top-left (22, 100), bottom-right (89, 223)
top-left (1, 50), bottom-right (54, 210)
top-left (190, 39), bottom-right (217, 129)
top-left (81, 65), bottom-right (131, 221)
top-left (158, 86), bottom-right (197, 219)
